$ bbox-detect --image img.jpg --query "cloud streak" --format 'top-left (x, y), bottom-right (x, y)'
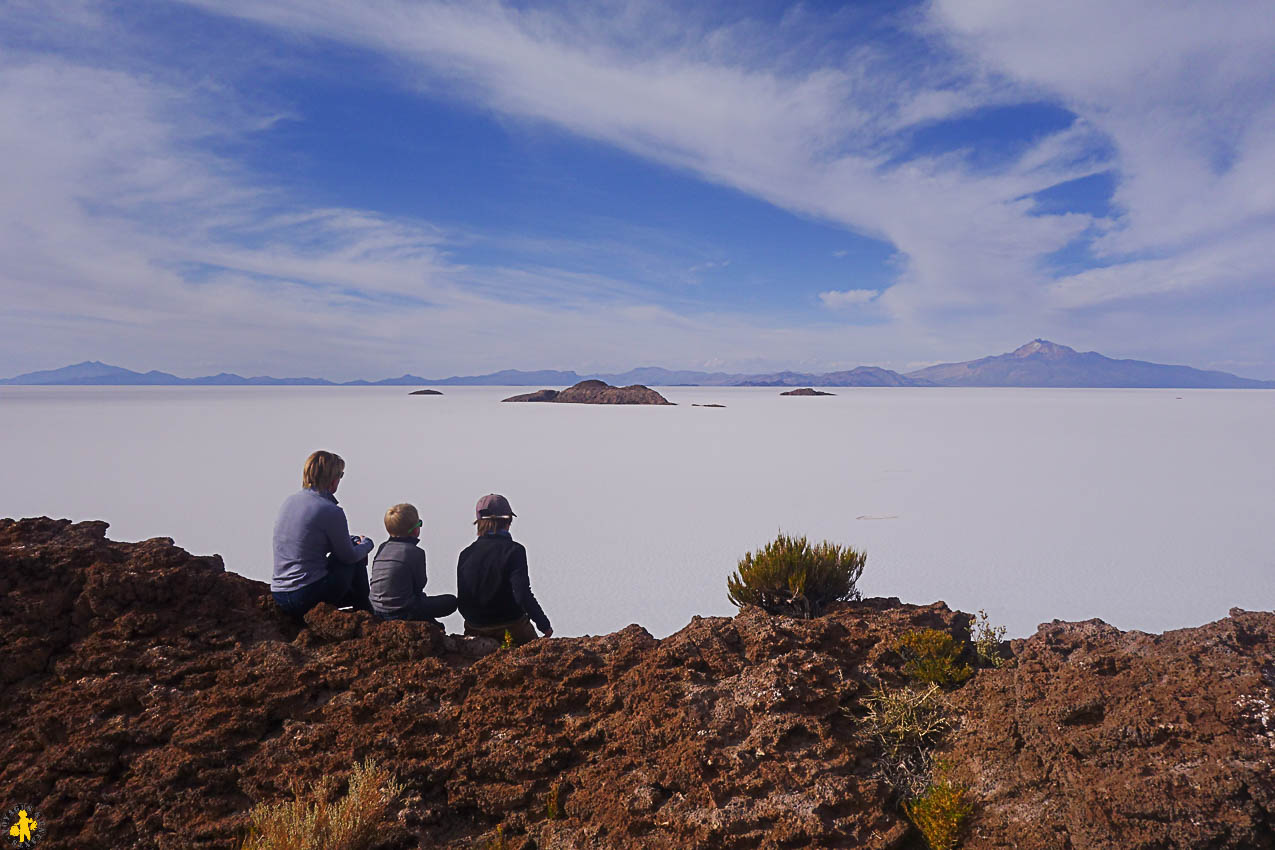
top-left (819, 289), bottom-right (879, 309)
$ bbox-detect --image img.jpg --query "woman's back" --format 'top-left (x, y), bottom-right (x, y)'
top-left (272, 488), bottom-right (346, 592)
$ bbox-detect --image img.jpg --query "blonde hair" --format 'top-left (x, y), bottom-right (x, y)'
top-left (384, 503), bottom-right (420, 537)
top-left (301, 450), bottom-right (345, 492)
top-left (476, 516), bottom-right (512, 536)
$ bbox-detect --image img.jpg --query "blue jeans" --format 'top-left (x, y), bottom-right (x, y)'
top-left (273, 554), bottom-right (371, 618)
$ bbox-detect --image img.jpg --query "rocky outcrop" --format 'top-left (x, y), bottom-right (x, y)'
top-left (946, 615), bottom-right (1275, 848)
top-left (780, 388), bottom-right (835, 396)
top-left (1, 518), bottom-right (1272, 850)
top-left (502, 380), bottom-right (673, 405)
top-left (501, 388), bottom-right (562, 402)
top-left (408, 389), bottom-right (443, 395)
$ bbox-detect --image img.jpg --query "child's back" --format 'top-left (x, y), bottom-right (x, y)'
top-left (369, 537), bottom-right (427, 618)
top-left (371, 503), bottom-right (457, 623)
top-left (456, 494), bottom-right (551, 644)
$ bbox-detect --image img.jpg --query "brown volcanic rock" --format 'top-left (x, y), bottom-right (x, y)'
top-left (503, 380), bottom-right (672, 405)
top-left (945, 615), bottom-right (1275, 849)
top-left (501, 388), bottom-right (561, 402)
top-left (2, 519), bottom-right (1273, 850)
top-left (780, 388), bottom-right (835, 396)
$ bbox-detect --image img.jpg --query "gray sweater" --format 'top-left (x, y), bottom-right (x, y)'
top-left (271, 488), bottom-right (373, 592)
top-left (370, 537), bottom-right (428, 617)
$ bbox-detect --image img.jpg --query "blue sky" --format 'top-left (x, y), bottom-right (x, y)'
top-left (1, 0), bottom-right (1273, 379)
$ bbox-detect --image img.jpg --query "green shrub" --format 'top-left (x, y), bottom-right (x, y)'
top-left (727, 533), bottom-right (866, 618)
top-left (904, 764), bottom-right (974, 850)
top-left (545, 783), bottom-right (565, 820)
top-left (972, 610), bottom-right (1010, 668)
top-left (241, 759), bottom-right (403, 850)
top-left (894, 629), bottom-right (973, 688)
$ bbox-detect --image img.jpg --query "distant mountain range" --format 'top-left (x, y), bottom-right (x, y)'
top-left (3, 341), bottom-right (1273, 388)
top-left (906, 340), bottom-right (1275, 388)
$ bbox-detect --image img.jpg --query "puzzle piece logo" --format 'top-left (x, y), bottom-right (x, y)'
top-left (5, 807), bottom-right (44, 846)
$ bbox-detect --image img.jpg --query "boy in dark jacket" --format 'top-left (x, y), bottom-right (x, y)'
top-left (456, 494), bottom-right (552, 645)
top-left (370, 503), bottom-right (457, 623)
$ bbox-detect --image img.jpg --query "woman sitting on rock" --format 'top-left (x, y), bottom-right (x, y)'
top-left (271, 450), bottom-right (375, 618)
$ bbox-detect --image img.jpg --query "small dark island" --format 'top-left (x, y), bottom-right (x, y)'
top-left (409, 389), bottom-right (443, 395)
top-left (692, 403), bottom-right (726, 408)
top-left (502, 379), bottom-right (673, 405)
top-left (781, 388), bottom-right (835, 396)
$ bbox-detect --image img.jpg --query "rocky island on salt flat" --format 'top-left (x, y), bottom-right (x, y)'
top-left (502, 379), bottom-right (673, 405)
top-left (408, 389), bottom-right (443, 395)
top-left (781, 387), bottom-right (835, 396)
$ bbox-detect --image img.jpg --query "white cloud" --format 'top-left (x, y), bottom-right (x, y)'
top-left (819, 289), bottom-right (880, 308)
top-left (930, 0), bottom-right (1275, 277)
top-left (0, 51), bottom-right (941, 378)
top-left (171, 0), bottom-right (1105, 314)
top-left (2, 1), bottom-right (1274, 377)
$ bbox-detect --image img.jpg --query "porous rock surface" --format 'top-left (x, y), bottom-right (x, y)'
top-left (1, 518), bottom-right (1272, 850)
top-left (502, 380), bottom-right (672, 405)
top-left (946, 615), bottom-right (1275, 849)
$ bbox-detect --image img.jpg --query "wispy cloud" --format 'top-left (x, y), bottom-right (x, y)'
top-left (819, 289), bottom-right (879, 308)
top-left (931, 0), bottom-right (1275, 293)
top-left (171, 0), bottom-right (1105, 313)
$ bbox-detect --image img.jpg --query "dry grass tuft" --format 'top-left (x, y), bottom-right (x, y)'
top-left (240, 759), bottom-right (403, 850)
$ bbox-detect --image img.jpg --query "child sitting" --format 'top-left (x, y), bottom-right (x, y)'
top-left (370, 503), bottom-right (457, 623)
top-left (456, 493), bottom-right (553, 646)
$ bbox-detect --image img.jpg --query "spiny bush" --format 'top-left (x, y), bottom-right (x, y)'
top-left (972, 610), bottom-right (1010, 668)
top-left (904, 763), bottom-right (974, 850)
top-left (727, 533), bottom-right (866, 618)
top-left (861, 684), bottom-right (950, 799)
top-left (240, 759), bottom-right (403, 850)
top-left (864, 684), bottom-right (950, 761)
top-left (894, 629), bottom-right (973, 688)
